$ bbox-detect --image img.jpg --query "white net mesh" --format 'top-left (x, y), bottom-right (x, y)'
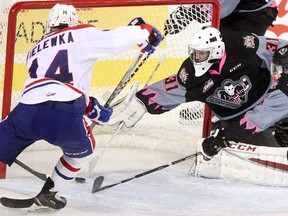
top-left (0, 1), bottom-right (219, 155)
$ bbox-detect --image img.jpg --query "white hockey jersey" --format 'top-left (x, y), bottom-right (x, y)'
top-left (21, 24), bottom-right (150, 105)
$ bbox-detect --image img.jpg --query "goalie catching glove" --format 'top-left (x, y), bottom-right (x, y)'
top-left (201, 128), bottom-right (230, 160)
top-left (274, 120), bottom-right (288, 147)
top-left (128, 17), bottom-right (162, 54)
top-left (164, 5), bottom-right (210, 35)
top-left (86, 97), bottom-right (112, 125)
top-left (107, 82), bottom-right (146, 131)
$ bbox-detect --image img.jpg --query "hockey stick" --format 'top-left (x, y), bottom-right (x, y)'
top-left (90, 5), bottom-right (189, 132)
top-left (14, 159), bottom-right (47, 181)
top-left (12, 50), bottom-right (151, 184)
top-left (82, 59), bottom-right (165, 181)
top-left (92, 152), bottom-right (201, 193)
top-left (144, 53), bottom-right (166, 88)
top-left (104, 51), bottom-right (145, 108)
top-left (76, 51), bottom-right (153, 183)
top-left (12, 52), bottom-right (144, 184)
top-left (88, 122), bottom-right (124, 176)
top-left (87, 54), bottom-right (167, 174)
top-left (90, 50), bottom-right (144, 131)
top-left (84, 8), bottom-right (184, 182)
top-left (76, 52), bottom-right (148, 182)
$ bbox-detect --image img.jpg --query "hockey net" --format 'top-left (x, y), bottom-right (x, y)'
top-left (0, 0), bottom-right (220, 178)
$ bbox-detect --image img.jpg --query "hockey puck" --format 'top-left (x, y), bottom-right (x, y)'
top-left (75, 177), bottom-right (86, 183)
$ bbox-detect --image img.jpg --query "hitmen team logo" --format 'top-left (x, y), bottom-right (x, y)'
top-left (243, 36), bottom-right (255, 49)
top-left (206, 75), bottom-right (252, 109)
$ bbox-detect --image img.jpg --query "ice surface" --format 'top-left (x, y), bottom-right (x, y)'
top-left (1, 146), bottom-right (288, 216)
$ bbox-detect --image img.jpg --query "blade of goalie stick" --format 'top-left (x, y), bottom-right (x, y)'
top-left (92, 176), bottom-right (104, 193)
top-left (92, 152), bottom-right (201, 193)
top-left (14, 159), bottom-right (47, 181)
top-left (0, 197), bottom-right (35, 208)
top-left (88, 122), bottom-right (124, 176)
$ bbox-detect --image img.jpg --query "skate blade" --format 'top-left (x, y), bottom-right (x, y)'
top-left (27, 203), bottom-right (60, 213)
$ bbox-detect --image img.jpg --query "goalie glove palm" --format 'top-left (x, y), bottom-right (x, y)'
top-left (86, 97), bottom-right (112, 125)
top-left (108, 82), bottom-right (146, 131)
top-left (201, 128), bottom-right (229, 160)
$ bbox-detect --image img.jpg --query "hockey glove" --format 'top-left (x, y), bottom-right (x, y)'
top-left (128, 17), bottom-right (162, 54)
top-left (164, 5), bottom-right (209, 35)
top-left (201, 128), bottom-right (229, 160)
top-left (86, 97), bottom-right (112, 125)
top-left (274, 121), bottom-right (288, 147)
top-left (108, 82), bottom-right (147, 131)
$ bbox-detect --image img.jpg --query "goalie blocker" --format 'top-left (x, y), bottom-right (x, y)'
top-left (108, 82), bottom-right (146, 131)
top-left (190, 140), bottom-right (288, 187)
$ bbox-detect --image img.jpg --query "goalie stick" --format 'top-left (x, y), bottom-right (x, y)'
top-left (89, 36), bottom-right (167, 131)
top-left (92, 152), bottom-right (202, 193)
top-left (88, 5), bottom-right (184, 130)
top-left (85, 53), bottom-right (167, 176)
top-left (87, 122), bottom-right (124, 176)
top-left (82, 5), bottom-right (198, 182)
top-left (76, 55), bottom-right (166, 183)
top-left (2, 52), bottom-right (145, 185)
top-left (10, 50), bottom-right (149, 185)
top-left (144, 52), bottom-right (166, 88)
top-left (90, 50), bottom-right (144, 131)
top-left (89, 16), bottom-right (158, 130)
top-left (77, 31), bottom-right (170, 183)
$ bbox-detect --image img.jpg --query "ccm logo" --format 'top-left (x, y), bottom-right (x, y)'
top-left (228, 143), bottom-right (257, 152)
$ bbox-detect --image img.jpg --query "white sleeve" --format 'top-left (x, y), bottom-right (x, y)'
top-left (84, 25), bottom-right (149, 59)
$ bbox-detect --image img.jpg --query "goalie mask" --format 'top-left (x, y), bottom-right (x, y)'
top-left (272, 45), bottom-right (288, 77)
top-left (47, 3), bottom-right (78, 32)
top-left (188, 26), bottom-right (225, 77)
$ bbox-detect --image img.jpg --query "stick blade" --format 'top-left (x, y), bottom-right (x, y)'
top-left (92, 176), bottom-right (104, 193)
top-left (0, 197), bottom-right (35, 208)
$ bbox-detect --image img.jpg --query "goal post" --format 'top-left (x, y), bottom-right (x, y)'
top-left (0, 0), bottom-right (220, 179)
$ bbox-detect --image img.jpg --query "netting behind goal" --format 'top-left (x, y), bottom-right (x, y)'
top-left (0, 0), bottom-right (220, 178)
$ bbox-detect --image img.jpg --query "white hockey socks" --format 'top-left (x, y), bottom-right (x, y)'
top-left (51, 155), bottom-right (86, 191)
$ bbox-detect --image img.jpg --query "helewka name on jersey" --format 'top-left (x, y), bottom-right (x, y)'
top-left (28, 31), bottom-right (75, 59)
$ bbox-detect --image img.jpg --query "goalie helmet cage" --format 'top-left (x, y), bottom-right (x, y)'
top-left (0, 0), bottom-right (220, 178)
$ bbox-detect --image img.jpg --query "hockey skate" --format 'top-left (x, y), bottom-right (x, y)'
top-left (34, 177), bottom-right (67, 210)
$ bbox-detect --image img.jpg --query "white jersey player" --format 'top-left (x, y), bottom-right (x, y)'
top-left (23, 8), bottom-right (160, 105)
top-left (0, 3), bottom-right (162, 210)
